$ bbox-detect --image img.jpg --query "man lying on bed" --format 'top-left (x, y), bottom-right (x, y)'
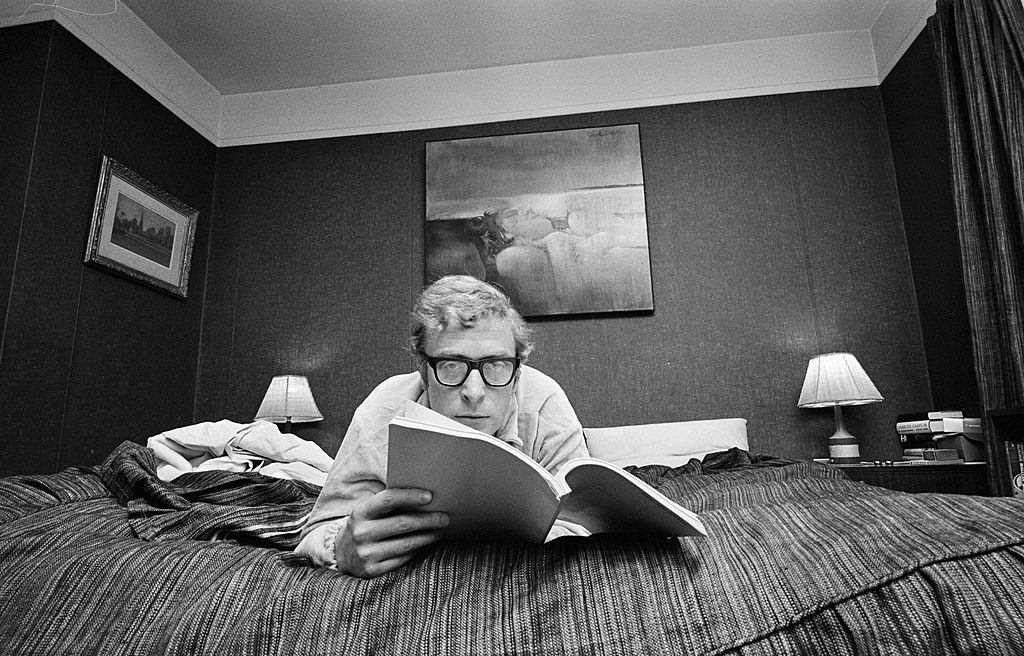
top-left (296, 275), bottom-right (589, 578)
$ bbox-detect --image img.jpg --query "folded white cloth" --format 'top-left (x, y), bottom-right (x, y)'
top-left (147, 420), bottom-right (334, 486)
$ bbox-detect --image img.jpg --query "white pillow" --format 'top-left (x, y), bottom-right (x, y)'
top-left (584, 418), bottom-right (749, 468)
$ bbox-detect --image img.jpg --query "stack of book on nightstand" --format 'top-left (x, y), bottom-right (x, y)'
top-left (895, 410), bottom-right (986, 461)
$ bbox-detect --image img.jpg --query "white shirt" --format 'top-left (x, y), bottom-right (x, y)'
top-left (295, 365), bottom-right (589, 568)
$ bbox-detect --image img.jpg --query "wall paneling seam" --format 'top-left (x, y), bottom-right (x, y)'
top-left (192, 147), bottom-right (221, 423)
top-left (781, 96), bottom-right (824, 353)
top-left (0, 22), bottom-right (54, 379)
top-left (225, 153), bottom-right (245, 420)
top-left (56, 63), bottom-right (113, 472)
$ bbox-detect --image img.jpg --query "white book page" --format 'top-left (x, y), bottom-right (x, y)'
top-left (387, 402), bottom-right (564, 543)
top-left (556, 458), bottom-right (706, 537)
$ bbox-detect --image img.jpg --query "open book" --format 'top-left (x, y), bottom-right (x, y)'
top-left (386, 401), bottom-right (706, 543)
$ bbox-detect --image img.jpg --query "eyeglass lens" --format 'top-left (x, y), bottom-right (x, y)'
top-left (433, 358), bottom-right (516, 386)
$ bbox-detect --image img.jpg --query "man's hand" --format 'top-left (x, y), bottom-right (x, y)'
top-left (335, 488), bottom-right (449, 578)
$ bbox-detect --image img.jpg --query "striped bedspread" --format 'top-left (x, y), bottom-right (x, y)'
top-left (2, 441), bottom-right (1023, 655)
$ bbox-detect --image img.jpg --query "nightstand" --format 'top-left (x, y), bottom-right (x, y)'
top-left (833, 462), bottom-right (989, 495)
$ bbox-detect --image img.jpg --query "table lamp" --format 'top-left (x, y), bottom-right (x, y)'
top-left (254, 375), bottom-right (323, 433)
top-left (798, 353), bottom-right (883, 464)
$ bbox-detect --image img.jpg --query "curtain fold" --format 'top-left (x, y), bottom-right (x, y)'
top-left (930, 0), bottom-right (1024, 411)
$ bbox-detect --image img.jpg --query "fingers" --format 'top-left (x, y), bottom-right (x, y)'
top-left (337, 521), bottom-right (447, 578)
top-left (357, 488), bottom-right (434, 520)
top-left (360, 555), bottom-right (415, 579)
top-left (336, 489), bottom-right (450, 578)
top-left (347, 529), bottom-right (447, 578)
top-left (350, 509), bottom-right (450, 545)
top-left (367, 524), bottom-right (447, 561)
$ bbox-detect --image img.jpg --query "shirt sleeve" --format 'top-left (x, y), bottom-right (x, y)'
top-left (294, 517), bottom-right (345, 568)
top-left (296, 386), bottom-right (398, 566)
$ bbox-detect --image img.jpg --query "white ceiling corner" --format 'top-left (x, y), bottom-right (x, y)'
top-left (0, 0), bottom-right (937, 147)
top-left (871, 0), bottom-right (937, 79)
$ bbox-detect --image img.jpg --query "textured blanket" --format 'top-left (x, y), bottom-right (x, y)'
top-left (1, 441), bottom-right (1023, 655)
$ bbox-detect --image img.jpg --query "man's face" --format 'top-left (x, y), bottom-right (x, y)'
top-left (420, 316), bottom-right (518, 436)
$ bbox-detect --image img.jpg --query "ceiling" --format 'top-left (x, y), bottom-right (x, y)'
top-left (2, 0), bottom-right (932, 144)
top-left (117, 0), bottom-right (895, 95)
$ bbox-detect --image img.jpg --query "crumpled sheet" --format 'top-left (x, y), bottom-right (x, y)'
top-left (146, 419), bottom-right (333, 487)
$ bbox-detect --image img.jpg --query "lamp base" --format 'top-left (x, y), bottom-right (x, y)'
top-left (827, 406), bottom-right (861, 464)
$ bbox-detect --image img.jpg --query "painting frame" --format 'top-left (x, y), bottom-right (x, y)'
top-left (84, 156), bottom-right (198, 299)
top-left (425, 124), bottom-right (654, 317)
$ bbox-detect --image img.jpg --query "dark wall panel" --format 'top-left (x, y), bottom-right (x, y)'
top-left (0, 22), bottom-right (50, 343)
top-left (195, 147), bottom-right (246, 423)
top-left (580, 96), bottom-right (836, 458)
top-left (881, 29), bottom-right (981, 416)
top-left (780, 89), bottom-right (932, 453)
top-left (59, 67), bottom-right (216, 468)
top-left (205, 88), bottom-right (932, 462)
top-left (0, 23), bottom-right (216, 473)
top-left (0, 25), bottom-right (110, 474)
top-left (197, 133), bottom-right (417, 447)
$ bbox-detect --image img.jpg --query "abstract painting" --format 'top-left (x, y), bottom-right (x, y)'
top-left (425, 124), bottom-right (653, 316)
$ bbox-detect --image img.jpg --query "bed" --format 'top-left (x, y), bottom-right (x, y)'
top-left (2, 433), bottom-right (1024, 655)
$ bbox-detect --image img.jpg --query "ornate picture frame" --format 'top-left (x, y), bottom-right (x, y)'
top-left (84, 156), bottom-right (198, 299)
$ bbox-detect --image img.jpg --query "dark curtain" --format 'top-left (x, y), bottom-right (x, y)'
top-left (930, 0), bottom-right (1024, 412)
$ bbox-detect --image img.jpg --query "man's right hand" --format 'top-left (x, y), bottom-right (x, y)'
top-left (335, 488), bottom-right (449, 578)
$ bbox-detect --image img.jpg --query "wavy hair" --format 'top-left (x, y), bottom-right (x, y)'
top-left (410, 275), bottom-right (534, 362)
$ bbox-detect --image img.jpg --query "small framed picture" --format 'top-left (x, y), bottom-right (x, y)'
top-left (84, 156), bottom-right (198, 299)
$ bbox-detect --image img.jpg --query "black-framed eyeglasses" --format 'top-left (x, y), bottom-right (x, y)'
top-left (424, 356), bottom-right (521, 387)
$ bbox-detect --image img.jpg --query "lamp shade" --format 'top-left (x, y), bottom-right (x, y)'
top-left (254, 375), bottom-right (323, 423)
top-left (797, 352), bottom-right (883, 408)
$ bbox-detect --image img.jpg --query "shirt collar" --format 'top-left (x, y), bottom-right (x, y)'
top-left (415, 389), bottom-right (523, 448)
top-left (496, 393), bottom-right (523, 447)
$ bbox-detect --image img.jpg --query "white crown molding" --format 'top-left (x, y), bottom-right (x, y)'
top-left (872, 0), bottom-right (937, 79)
top-left (220, 31), bottom-right (880, 147)
top-left (2, 2), bottom-right (937, 147)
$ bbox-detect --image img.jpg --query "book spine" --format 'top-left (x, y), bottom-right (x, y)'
top-left (899, 432), bottom-right (936, 445)
top-left (941, 417), bottom-right (982, 433)
top-left (896, 410), bottom-right (964, 422)
top-left (903, 448), bottom-right (959, 460)
top-left (895, 417), bottom-right (982, 434)
top-left (924, 449), bottom-right (960, 461)
top-left (928, 410), bottom-right (965, 419)
top-left (895, 419), bottom-right (941, 433)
